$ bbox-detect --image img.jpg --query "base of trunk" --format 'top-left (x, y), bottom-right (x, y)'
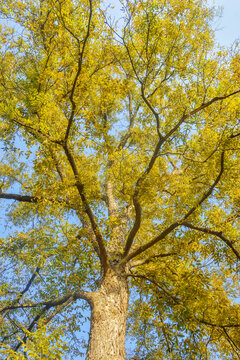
top-left (86, 268), bottom-right (129, 360)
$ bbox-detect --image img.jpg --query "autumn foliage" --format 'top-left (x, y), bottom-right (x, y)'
top-left (0, 0), bottom-right (240, 359)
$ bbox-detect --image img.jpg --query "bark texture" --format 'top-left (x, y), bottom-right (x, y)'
top-left (86, 267), bottom-right (129, 360)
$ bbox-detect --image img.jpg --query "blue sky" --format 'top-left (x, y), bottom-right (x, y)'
top-left (211, 0), bottom-right (240, 45)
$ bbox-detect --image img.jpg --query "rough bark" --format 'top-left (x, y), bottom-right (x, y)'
top-left (86, 267), bottom-right (129, 360)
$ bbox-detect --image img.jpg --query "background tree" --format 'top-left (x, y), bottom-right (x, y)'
top-left (0, 0), bottom-right (240, 359)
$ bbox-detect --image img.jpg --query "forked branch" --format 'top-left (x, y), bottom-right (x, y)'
top-left (123, 222), bottom-right (179, 263)
top-left (123, 90), bottom-right (239, 258)
top-left (123, 147), bottom-right (226, 263)
top-left (4, 290), bottom-right (91, 351)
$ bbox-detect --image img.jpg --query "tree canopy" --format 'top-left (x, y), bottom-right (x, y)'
top-left (0, 0), bottom-right (240, 359)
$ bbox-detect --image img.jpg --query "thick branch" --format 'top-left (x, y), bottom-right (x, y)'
top-left (0, 193), bottom-right (38, 202)
top-left (196, 319), bottom-right (240, 357)
top-left (12, 290), bottom-right (90, 352)
top-left (1, 294), bottom-right (73, 313)
top-left (48, 146), bottom-right (101, 259)
top-left (0, 192), bottom-right (68, 206)
top-left (43, 296), bottom-right (74, 325)
top-left (18, 267), bottom-right (40, 298)
top-left (162, 90), bottom-right (240, 145)
top-left (76, 212), bottom-right (101, 259)
top-left (123, 137), bottom-right (163, 257)
top-left (117, 95), bottom-right (139, 151)
top-left (11, 117), bottom-right (60, 144)
top-left (14, 312), bottom-right (45, 351)
top-left (230, 132), bottom-right (240, 139)
top-left (49, 146), bottom-right (67, 181)
top-left (123, 195), bottom-right (142, 257)
top-left (222, 328), bottom-right (240, 356)
top-left (105, 177), bottom-right (118, 217)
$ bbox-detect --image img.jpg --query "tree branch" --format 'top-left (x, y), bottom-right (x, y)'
top-left (222, 327), bottom-right (240, 357)
top-left (64, 0), bottom-right (92, 142)
top-left (117, 94), bottom-right (139, 151)
top-left (49, 146), bottom-right (67, 181)
top-left (123, 194), bottom-right (142, 257)
top-left (3, 292), bottom-right (91, 351)
top-left (1, 294), bottom-right (72, 313)
top-left (196, 317), bottom-right (240, 328)
top-left (230, 132), bottom-right (240, 139)
top-left (163, 90), bottom-right (240, 144)
top-left (0, 193), bottom-right (38, 202)
top-left (141, 83), bottom-right (162, 139)
top-left (18, 267), bottom-right (40, 299)
top-left (76, 211), bottom-right (101, 259)
top-left (0, 192), bottom-right (69, 206)
top-left (11, 117), bottom-right (60, 144)
top-left (1, 267), bottom-right (40, 320)
top-left (12, 289), bottom-right (92, 351)
top-left (127, 273), bottom-right (180, 304)
top-left (14, 310), bottom-right (46, 351)
top-left (47, 146), bottom-right (101, 259)
top-left (122, 222), bottom-right (179, 263)
top-left (182, 222), bottom-right (240, 260)
top-left (123, 90), bottom-right (239, 258)
top-left (196, 318), bottom-right (240, 357)
top-left (182, 150), bottom-right (225, 220)
top-left (130, 252), bottom-right (177, 268)
top-left (63, 144), bottom-right (109, 273)
top-left (43, 296), bottom-right (74, 325)
top-left (1, 290), bottom-right (91, 313)
top-left (123, 145), bottom-right (226, 263)
top-left (123, 137), bottom-right (163, 257)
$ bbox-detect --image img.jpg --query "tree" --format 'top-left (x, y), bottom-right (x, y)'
top-left (0, 0), bottom-right (240, 358)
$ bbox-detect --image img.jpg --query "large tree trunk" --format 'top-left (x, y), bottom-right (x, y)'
top-left (86, 267), bottom-right (129, 360)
